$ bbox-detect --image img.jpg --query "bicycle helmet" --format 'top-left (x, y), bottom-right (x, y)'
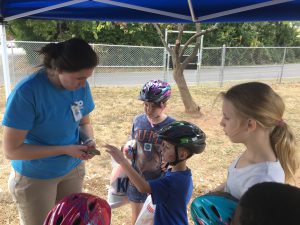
top-left (139, 80), bottom-right (171, 103)
top-left (156, 121), bottom-right (206, 165)
top-left (191, 192), bottom-right (238, 225)
top-left (156, 121), bottom-right (206, 154)
top-left (43, 193), bottom-right (111, 225)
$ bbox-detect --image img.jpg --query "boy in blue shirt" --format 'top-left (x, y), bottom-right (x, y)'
top-left (106, 121), bottom-right (206, 225)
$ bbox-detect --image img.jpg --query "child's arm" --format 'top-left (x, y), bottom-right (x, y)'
top-left (105, 144), bottom-right (151, 194)
top-left (211, 182), bottom-right (226, 192)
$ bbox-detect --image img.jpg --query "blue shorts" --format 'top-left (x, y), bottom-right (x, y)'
top-left (127, 182), bottom-right (148, 203)
top-left (127, 166), bottom-right (163, 203)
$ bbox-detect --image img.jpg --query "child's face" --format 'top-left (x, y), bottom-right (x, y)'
top-left (220, 99), bottom-right (248, 143)
top-left (230, 204), bottom-right (242, 225)
top-left (143, 102), bottom-right (164, 119)
top-left (160, 140), bottom-right (176, 162)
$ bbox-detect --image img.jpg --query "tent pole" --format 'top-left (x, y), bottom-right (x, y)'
top-left (0, 24), bottom-right (11, 99)
top-left (187, 0), bottom-right (197, 22)
top-left (5, 0), bottom-right (88, 21)
top-left (93, 0), bottom-right (192, 21)
top-left (197, 0), bottom-right (293, 22)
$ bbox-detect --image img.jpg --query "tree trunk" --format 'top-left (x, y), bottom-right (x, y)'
top-left (173, 66), bottom-right (201, 113)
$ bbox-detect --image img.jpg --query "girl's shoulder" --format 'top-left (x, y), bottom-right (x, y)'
top-left (232, 158), bottom-right (283, 173)
top-left (165, 115), bottom-right (176, 122)
top-left (156, 115), bottom-right (175, 126)
top-left (133, 113), bottom-right (150, 128)
top-left (133, 113), bottom-right (147, 121)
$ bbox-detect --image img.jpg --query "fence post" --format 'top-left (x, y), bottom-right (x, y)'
top-left (279, 47), bottom-right (287, 84)
top-left (163, 28), bottom-right (168, 82)
top-left (219, 44), bottom-right (226, 87)
top-left (0, 24), bottom-right (11, 99)
top-left (10, 42), bottom-right (16, 86)
top-left (91, 43), bottom-right (96, 87)
top-left (196, 34), bottom-right (204, 86)
top-left (166, 44), bottom-right (170, 82)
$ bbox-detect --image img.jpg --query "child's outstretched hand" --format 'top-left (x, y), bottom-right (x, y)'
top-left (105, 144), bottom-right (126, 165)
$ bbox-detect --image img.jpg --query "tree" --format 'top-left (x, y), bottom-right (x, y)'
top-left (154, 23), bottom-right (218, 113)
top-left (7, 20), bottom-right (164, 45)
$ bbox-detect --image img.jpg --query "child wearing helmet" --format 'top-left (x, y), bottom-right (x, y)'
top-left (211, 82), bottom-right (299, 200)
top-left (123, 80), bottom-right (175, 224)
top-left (43, 193), bottom-right (111, 225)
top-left (106, 120), bottom-right (206, 225)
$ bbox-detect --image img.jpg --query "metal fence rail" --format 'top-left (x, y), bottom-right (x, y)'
top-left (0, 41), bottom-right (300, 87)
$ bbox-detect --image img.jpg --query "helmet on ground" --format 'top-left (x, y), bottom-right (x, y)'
top-left (139, 80), bottom-right (171, 103)
top-left (156, 121), bottom-right (206, 154)
top-left (191, 192), bottom-right (238, 225)
top-left (44, 193), bottom-right (111, 225)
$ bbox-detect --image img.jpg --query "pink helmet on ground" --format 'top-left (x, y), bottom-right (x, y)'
top-left (44, 193), bottom-right (111, 225)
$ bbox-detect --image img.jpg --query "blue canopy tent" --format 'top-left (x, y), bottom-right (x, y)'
top-left (1, 0), bottom-right (300, 98)
top-left (2, 0), bottom-right (300, 23)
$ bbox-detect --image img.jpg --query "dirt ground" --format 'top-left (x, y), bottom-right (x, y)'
top-left (0, 80), bottom-right (300, 225)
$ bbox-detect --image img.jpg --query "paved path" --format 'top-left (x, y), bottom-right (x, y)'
top-left (1, 64), bottom-right (300, 87)
top-left (89, 64), bottom-right (300, 87)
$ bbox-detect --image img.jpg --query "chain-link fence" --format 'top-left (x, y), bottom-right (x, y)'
top-left (1, 41), bottom-right (300, 87)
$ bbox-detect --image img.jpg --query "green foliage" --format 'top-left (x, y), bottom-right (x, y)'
top-left (7, 20), bottom-right (300, 48)
top-left (202, 22), bottom-right (300, 47)
top-left (7, 20), bottom-right (164, 45)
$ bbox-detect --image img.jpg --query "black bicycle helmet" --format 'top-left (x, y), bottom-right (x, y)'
top-left (138, 80), bottom-right (171, 103)
top-left (156, 121), bottom-right (206, 165)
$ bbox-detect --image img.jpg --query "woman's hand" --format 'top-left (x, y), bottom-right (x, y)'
top-left (64, 145), bottom-right (94, 160)
top-left (82, 139), bottom-right (99, 159)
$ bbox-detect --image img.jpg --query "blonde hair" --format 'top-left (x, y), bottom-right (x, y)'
top-left (221, 82), bottom-right (299, 183)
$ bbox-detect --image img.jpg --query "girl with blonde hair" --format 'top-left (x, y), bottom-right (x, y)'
top-left (213, 82), bottom-right (299, 199)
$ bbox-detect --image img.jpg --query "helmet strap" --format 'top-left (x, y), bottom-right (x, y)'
top-left (168, 146), bottom-right (193, 166)
top-left (169, 146), bottom-right (185, 166)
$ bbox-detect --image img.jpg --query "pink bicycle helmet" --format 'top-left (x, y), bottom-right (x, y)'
top-left (44, 193), bottom-right (111, 225)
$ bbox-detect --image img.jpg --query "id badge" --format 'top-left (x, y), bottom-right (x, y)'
top-left (71, 104), bottom-right (83, 122)
top-left (144, 143), bottom-right (152, 152)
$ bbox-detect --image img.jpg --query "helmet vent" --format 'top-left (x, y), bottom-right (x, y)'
top-left (72, 217), bottom-right (81, 225)
top-left (72, 195), bottom-right (79, 201)
top-left (88, 200), bottom-right (96, 212)
top-left (211, 205), bottom-right (221, 219)
top-left (56, 215), bottom-right (63, 225)
top-left (200, 208), bottom-right (209, 219)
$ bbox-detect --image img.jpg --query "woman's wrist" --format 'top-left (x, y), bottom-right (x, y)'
top-left (82, 138), bottom-right (95, 145)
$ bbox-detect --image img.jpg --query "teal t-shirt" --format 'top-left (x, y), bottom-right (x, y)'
top-left (2, 69), bottom-right (95, 179)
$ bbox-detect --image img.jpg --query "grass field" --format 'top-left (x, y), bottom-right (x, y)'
top-left (0, 80), bottom-right (300, 225)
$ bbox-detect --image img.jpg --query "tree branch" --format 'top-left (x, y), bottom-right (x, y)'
top-left (153, 23), bottom-right (171, 53)
top-left (176, 24), bottom-right (185, 43)
top-left (180, 23), bottom-right (218, 58)
top-left (182, 42), bottom-right (200, 68)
